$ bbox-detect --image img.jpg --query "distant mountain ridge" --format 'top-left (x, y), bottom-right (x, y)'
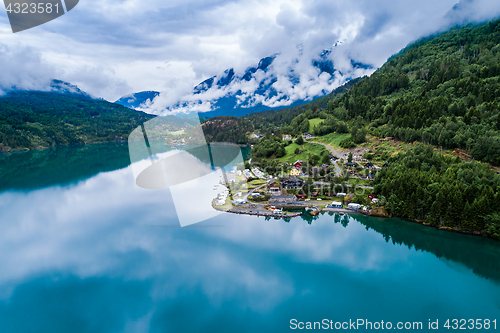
top-left (115, 43), bottom-right (373, 117)
top-left (49, 79), bottom-right (91, 97)
top-left (115, 91), bottom-right (160, 109)
top-left (0, 85), bottom-right (155, 151)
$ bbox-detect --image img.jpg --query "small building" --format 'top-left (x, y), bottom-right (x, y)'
top-left (233, 199), bottom-right (246, 205)
top-left (331, 201), bottom-right (343, 208)
top-left (280, 176), bottom-right (305, 189)
top-left (282, 134), bottom-right (293, 141)
top-left (294, 160), bottom-right (303, 168)
top-left (251, 193), bottom-right (261, 198)
top-left (269, 188), bottom-right (281, 195)
top-left (345, 162), bottom-right (357, 167)
top-left (290, 166), bottom-right (301, 177)
top-left (383, 161), bottom-right (389, 168)
top-left (321, 164), bottom-right (329, 169)
top-left (336, 192), bottom-right (347, 197)
top-left (269, 183), bottom-right (281, 195)
top-left (365, 162), bottom-right (375, 169)
top-left (297, 194), bottom-right (306, 199)
top-left (347, 203), bottom-right (362, 211)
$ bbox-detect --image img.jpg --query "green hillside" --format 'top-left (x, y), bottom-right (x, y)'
top-left (246, 20), bottom-right (500, 164)
top-left (0, 91), bottom-right (155, 151)
top-left (241, 19), bottom-right (500, 239)
top-left (199, 116), bottom-right (255, 144)
top-left (331, 21), bottom-right (500, 164)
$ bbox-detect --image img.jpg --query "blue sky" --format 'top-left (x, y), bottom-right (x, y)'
top-left (0, 0), bottom-right (500, 105)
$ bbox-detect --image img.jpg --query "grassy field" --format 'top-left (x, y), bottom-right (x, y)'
top-left (315, 132), bottom-right (351, 147)
top-left (308, 118), bottom-right (324, 132)
top-left (276, 142), bottom-right (302, 162)
top-left (358, 137), bottom-right (415, 162)
top-left (169, 129), bottom-right (186, 136)
top-left (277, 142), bottom-right (329, 163)
top-left (347, 178), bottom-right (371, 186)
top-left (247, 179), bottom-right (267, 189)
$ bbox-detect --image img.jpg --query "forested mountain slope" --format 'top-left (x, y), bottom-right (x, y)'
top-left (237, 20), bottom-right (500, 166)
top-left (228, 19), bottom-right (500, 240)
top-left (0, 91), bottom-right (155, 151)
top-left (328, 20), bottom-right (500, 165)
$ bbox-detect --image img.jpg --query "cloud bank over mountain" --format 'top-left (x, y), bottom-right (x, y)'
top-left (0, 0), bottom-right (499, 109)
top-left (133, 43), bottom-right (375, 115)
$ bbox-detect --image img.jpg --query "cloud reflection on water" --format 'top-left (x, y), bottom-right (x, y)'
top-left (0, 163), bottom-right (407, 292)
top-left (0, 164), bottom-right (499, 332)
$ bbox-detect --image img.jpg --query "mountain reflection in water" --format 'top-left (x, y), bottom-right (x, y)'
top-left (0, 143), bottom-right (499, 332)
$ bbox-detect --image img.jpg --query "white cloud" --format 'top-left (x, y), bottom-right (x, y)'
top-left (0, 0), bottom-right (498, 104)
top-left (0, 45), bottom-right (58, 94)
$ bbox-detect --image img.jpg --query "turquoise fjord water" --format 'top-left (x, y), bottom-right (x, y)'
top-left (0, 143), bottom-right (499, 333)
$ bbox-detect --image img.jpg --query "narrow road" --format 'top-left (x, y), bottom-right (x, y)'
top-left (310, 141), bottom-right (344, 177)
top-left (243, 179), bottom-right (273, 202)
top-left (313, 181), bottom-right (374, 190)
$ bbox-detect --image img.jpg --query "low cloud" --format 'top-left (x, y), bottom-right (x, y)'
top-left (0, 0), bottom-right (499, 104)
top-left (0, 45), bottom-right (58, 95)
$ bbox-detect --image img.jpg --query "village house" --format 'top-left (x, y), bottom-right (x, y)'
top-left (269, 183), bottom-right (281, 195)
top-left (303, 132), bottom-right (315, 140)
top-left (365, 162), bottom-right (376, 169)
top-left (280, 176), bottom-right (305, 189)
top-left (290, 166), bottom-right (301, 177)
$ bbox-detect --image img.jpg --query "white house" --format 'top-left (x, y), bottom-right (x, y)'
top-left (270, 188), bottom-right (281, 194)
top-left (347, 203), bottom-right (362, 211)
top-left (336, 193), bottom-right (347, 197)
top-left (331, 201), bottom-right (343, 207)
top-left (233, 199), bottom-right (246, 205)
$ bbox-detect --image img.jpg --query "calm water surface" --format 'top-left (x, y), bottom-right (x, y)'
top-left (0, 144), bottom-right (499, 332)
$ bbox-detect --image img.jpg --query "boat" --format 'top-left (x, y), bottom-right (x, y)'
top-left (306, 206), bottom-right (320, 216)
top-left (309, 210), bottom-right (320, 216)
